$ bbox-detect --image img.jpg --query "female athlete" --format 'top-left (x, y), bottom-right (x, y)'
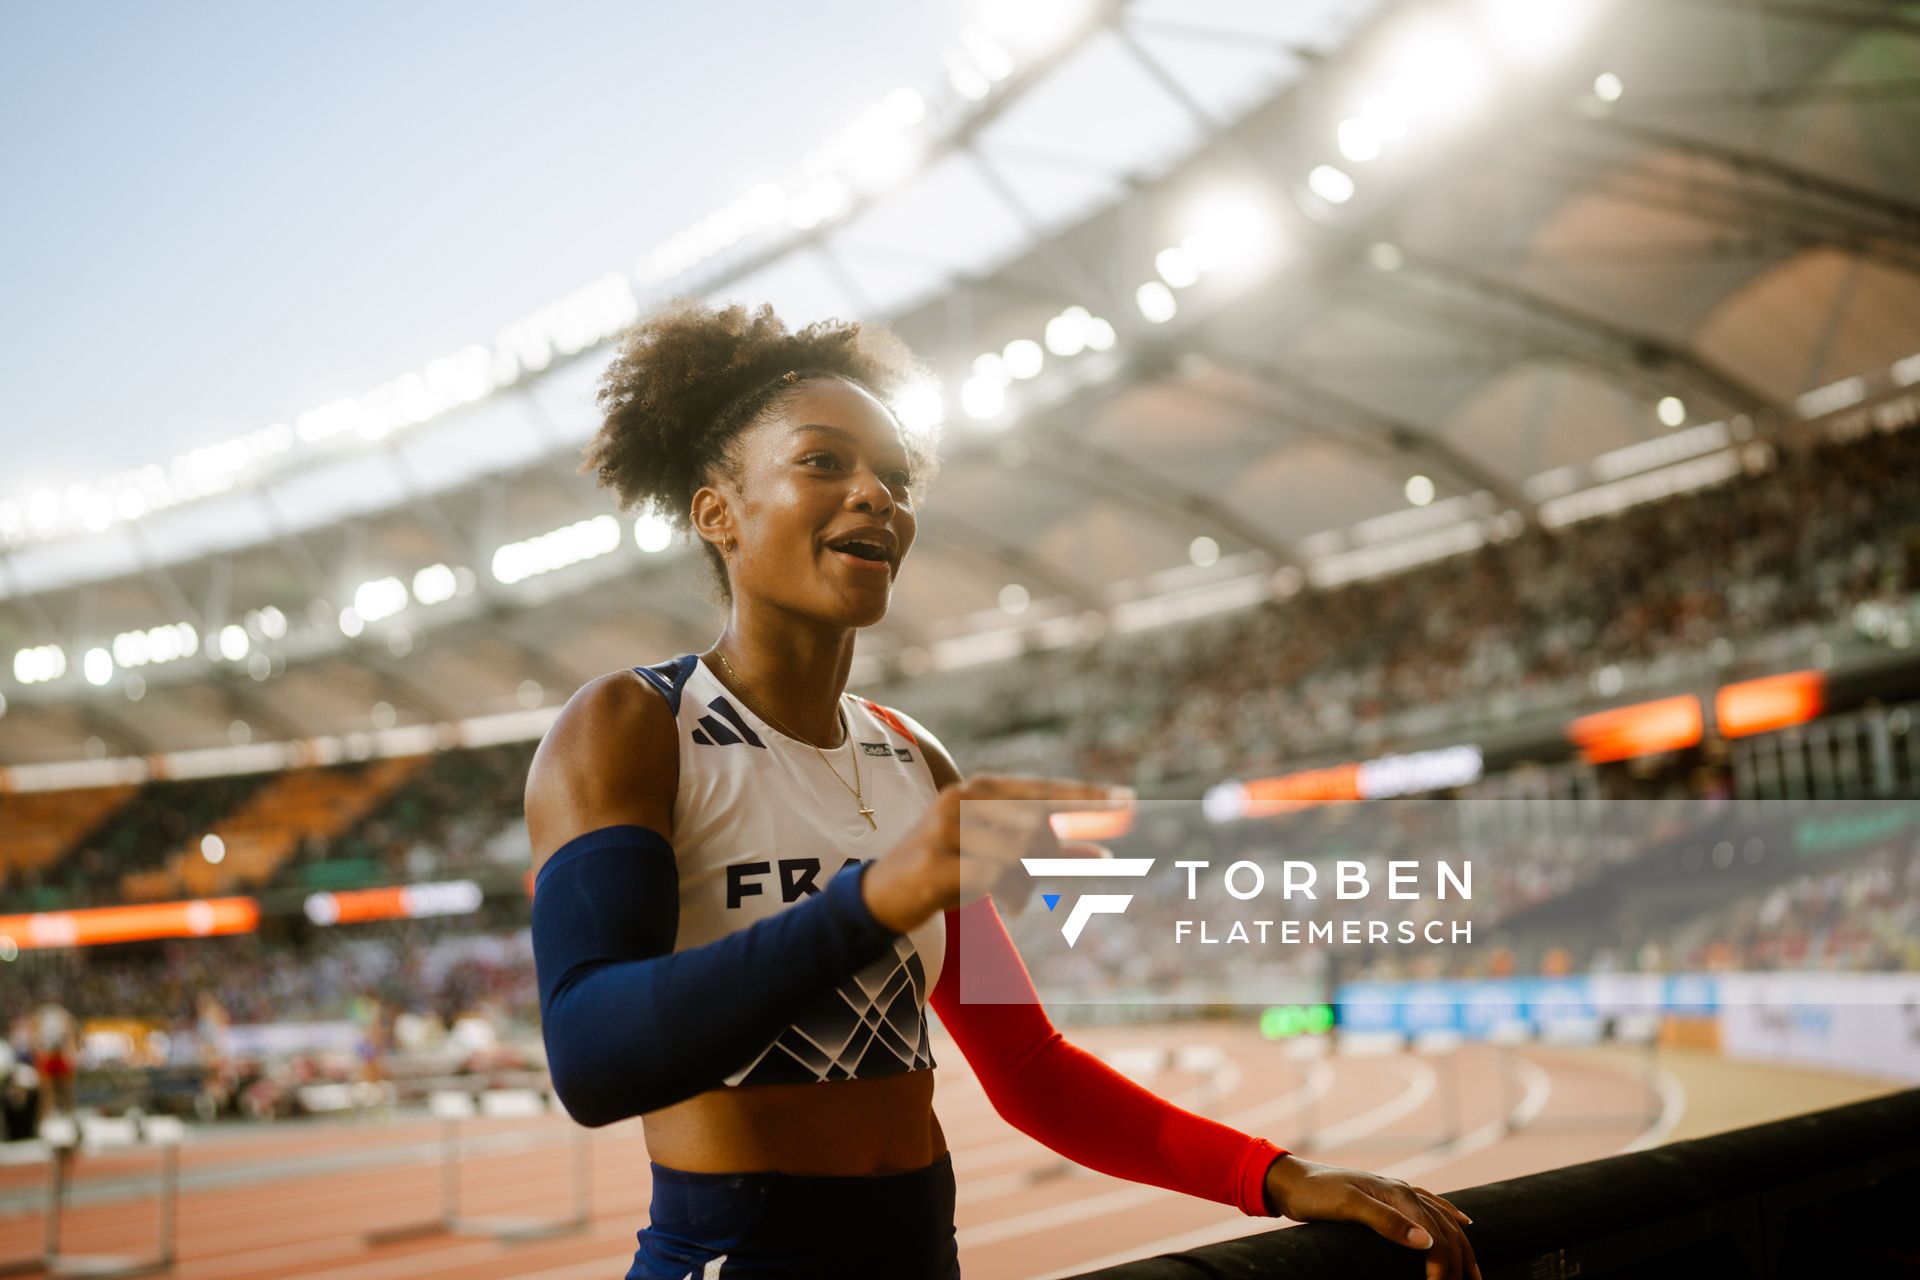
top-left (525, 300), bottom-right (1481, 1280)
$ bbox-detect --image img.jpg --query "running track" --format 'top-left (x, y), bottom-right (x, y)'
top-left (0, 1022), bottom-right (1746, 1279)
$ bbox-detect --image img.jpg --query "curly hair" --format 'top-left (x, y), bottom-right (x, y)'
top-left (583, 298), bottom-right (941, 606)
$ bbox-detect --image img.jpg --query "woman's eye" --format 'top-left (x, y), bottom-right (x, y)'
top-left (802, 453), bottom-right (841, 469)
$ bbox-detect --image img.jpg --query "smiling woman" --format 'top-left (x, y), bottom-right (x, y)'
top-left (581, 298), bottom-right (941, 610)
top-left (526, 298), bottom-right (1479, 1280)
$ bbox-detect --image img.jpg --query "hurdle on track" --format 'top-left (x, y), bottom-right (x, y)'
top-left (1284, 1014), bottom-right (1664, 1155)
top-left (0, 1112), bottom-right (183, 1279)
top-left (1496, 1012), bottom-right (1665, 1135)
top-left (363, 1087), bottom-right (592, 1246)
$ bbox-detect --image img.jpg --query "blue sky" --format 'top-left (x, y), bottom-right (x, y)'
top-left (0, 0), bottom-right (966, 491)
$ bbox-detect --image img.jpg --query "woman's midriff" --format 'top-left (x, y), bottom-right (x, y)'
top-left (641, 1070), bottom-right (946, 1175)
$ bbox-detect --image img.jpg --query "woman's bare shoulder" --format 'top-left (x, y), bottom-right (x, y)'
top-left (871, 701), bottom-right (962, 790)
top-left (525, 668), bottom-right (681, 867)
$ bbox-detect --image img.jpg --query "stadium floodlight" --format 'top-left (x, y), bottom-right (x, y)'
top-left (1405, 474), bottom-right (1437, 507)
top-left (84, 648), bottom-right (113, 686)
top-left (29, 490), bottom-right (60, 534)
top-left (634, 513), bottom-right (674, 554)
top-left (1181, 192), bottom-right (1278, 277)
top-left (946, 52), bottom-right (992, 101)
top-left (744, 182), bottom-right (788, 226)
top-left (353, 576), bottom-right (408, 624)
top-left (1189, 536), bottom-right (1220, 567)
top-left (961, 375), bottom-right (1008, 420)
top-left (1658, 395), bottom-right (1687, 428)
top-left (788, 177), bottom-right (851, 230)
top-left (338, 607), bottom-right (365, 639)
top-left (1308, 165), bottom-right (1356, 205)
top-left (972, 352), bottom-right (1011, 386)
top-left (1369, 242), bottom-right (1406, 272)
top-left (1045, 307), bottom-right (1092, 357)
top-left (201, 834), bottom-right (226, 864)
top-left (959, 26), bottom-right (1015, 81)
top-left (218, 625), bottom-right (250, 662)
top-left (112, 622), bottom-right (197, 670)
top-left (1084, 317), bottom-right (1116, 351)
top-left (13, 644), bottom-right (66, 687)
top-left (1136, 281), bottom-right (1178, 324)
top-left (848, 129), bottom-right (924, 193)
top-left (999, 583), bottom-right (1030, 615)
top-left (491, 514), bottom-right (623, 586)
top-left (980, 0), bottom-right (1093, 57)
top-left (1155, 246), bottom-right (1200, 289)
top-left (412, 563), bottom-right (459, 605)
top-left (518, 679), bottom-right (545, 710)
top-left (1593, 72), bottom-right (1624, 102)
top-left (1003, 339), bottom-right (1044, 380)
top-left (1477, 0), bottom-right (1598, 67)
top-left (893, 376), bottom-right (945, 438)
top-left (1338, 117), bottom-right (1383, 163)
top-left (261, 606), bottom-right (287, 638)
top-left (1375, 15), bottom-right (1489, 127)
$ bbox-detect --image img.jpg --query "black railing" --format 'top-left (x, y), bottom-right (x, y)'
top-left (1072, 1088), bottom-right (1920, 1279)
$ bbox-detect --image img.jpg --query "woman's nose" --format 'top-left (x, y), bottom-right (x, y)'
top-left (849, 470), bottom-right (894, 514)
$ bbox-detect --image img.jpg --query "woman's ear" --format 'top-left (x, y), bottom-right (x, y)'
top-left (688, 483), bottom-right (735, 559)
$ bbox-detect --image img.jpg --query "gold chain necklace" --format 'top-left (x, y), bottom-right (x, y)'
top-left (708, 648), bottom-right (875, 830)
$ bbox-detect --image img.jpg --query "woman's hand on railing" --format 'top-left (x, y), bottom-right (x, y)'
top-left (1263, 1154), bottom-right (1480, 1280)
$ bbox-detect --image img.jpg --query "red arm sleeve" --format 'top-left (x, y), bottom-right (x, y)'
top-left (928, 896), bottom-right (1287, 1217)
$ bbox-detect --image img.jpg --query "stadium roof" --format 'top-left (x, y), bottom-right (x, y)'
top-left (5, 0), bottom-right (1920, 776)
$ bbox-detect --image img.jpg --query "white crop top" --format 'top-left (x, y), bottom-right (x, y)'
top-left (632, 654), bottom-right (946, 1087)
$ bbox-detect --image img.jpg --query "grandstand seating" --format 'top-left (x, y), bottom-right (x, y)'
top-left (5, 421), bottom-right (1917, 933)
top-left (277, 743), bottom-right (535, 891)
top-left (920, 423), bottom-right (1920, 790)
top-left (0, 786), bottom-right (137, 900)
top-left (161, 758), bottom-right (429, 900)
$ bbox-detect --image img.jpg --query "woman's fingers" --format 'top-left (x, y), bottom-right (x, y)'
top-left (1417, 1187), bottom-right (1473, 1227)
top-left (1347, 1191), bottom-right (1430, 1250)
top-left (1411, 1190), bottom-right (1474, 1280)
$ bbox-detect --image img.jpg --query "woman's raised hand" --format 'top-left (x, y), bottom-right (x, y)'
top-left (860, 774), bottom-right (1135, 934)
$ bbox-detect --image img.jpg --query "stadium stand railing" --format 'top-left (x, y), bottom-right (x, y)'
top-left (1068, 1088), bottom-right (1920, 1279)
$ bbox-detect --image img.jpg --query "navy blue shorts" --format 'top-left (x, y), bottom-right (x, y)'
top-left (627, 1151), bottom-right (961, 1279)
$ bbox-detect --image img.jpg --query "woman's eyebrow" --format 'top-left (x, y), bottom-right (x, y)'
top-left (790, 423), bottom-right (909, 464)
top-left (790, 422), bottom-right (859, 444)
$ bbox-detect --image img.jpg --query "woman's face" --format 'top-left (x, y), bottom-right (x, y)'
top-left (693, 377), bottom-right (918, 629)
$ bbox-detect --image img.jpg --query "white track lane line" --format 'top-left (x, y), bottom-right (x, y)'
top-left (1028, 1054), bottom-right (1554, 1278)
top-left (1376, 1054), bottom-right (1552, 1184)
top-left (1619, 1063), bottom-right (1687, 1153)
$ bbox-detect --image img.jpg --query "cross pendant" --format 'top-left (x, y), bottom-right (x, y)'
top-left (858, 803), bottom-right (876, 829)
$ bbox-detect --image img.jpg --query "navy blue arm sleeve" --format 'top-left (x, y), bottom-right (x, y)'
top-left (530, 825), bottom-right (900, 1127)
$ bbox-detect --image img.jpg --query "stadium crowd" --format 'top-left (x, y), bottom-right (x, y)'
top-left (3, 421), bottom-right (1918, 1051)
top-left (7, 422), bottom-right (1918, 916)
top-left (933, 424), bottom-right (1920, 788)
